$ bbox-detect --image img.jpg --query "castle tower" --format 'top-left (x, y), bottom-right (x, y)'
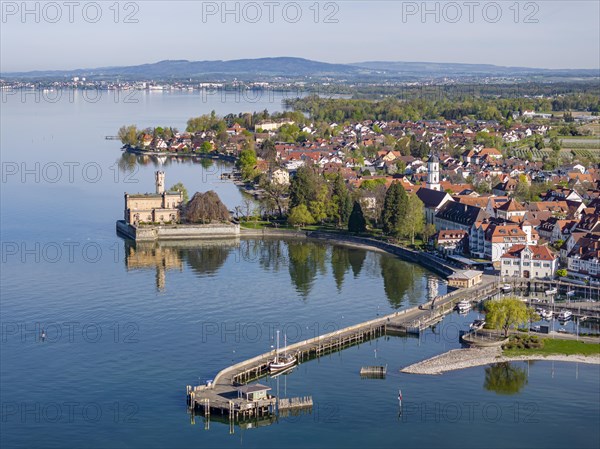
top-left (155, 171), bottom-right (165, 195)
top-left (426, 152), bottom-right (440, 191)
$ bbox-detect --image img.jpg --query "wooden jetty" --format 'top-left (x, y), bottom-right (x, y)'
top-left (360, 365), bottom-right (387, 378)
top-left (187, 279), bottom-right (500, 424)
top-left (278, 396), bottom-right (313, 410)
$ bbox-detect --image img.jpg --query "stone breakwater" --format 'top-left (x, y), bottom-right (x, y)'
top-left (401, 347), bottom-right (600, 375)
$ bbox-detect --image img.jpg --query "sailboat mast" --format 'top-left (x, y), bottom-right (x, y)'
top-left (276, 330), bottom-right (280, 362)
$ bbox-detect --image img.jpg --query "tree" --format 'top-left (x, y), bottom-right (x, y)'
top-left (330, 172), bottom-right (352, 227)
top-left (260, 178), bottom-right (288, 219)
top-left (287, 204), bottom-right (315, 227)
top-left (185, 191), bottom-right (231, 224)
top-left (169, 182), bottom-right (189, 203)
top-left (422, 223), bottom-right (437, 246)
top-left (399, 194), bottom-right (424, 245)
top-left (485, 297), bottom-right (530, 337)
top-left (118, 125), bottom-right (139, 146)
top-left (289, 164), bottom-right (322, 209)
top-left (381, 182), bottom-right (408, 236)
top-left (514, 174), bottom-right (530, 202)
top-left (237, 148), bottom-right (258, 181)
top-left (556, 268), bottom-right (567, 278)
top-left (199, 141), bottom-right (213, 153)
top-left (533, 134), bottom-right (544, 150)
top-left (348, 201), bottom-right (367, 233)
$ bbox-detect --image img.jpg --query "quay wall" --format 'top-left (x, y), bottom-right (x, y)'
top-left (117, 220), bottom-right (240, 241)
top-left (239, 228), bottom-right (456, 278)
top-left (306, 231), bottom-right (456, 277)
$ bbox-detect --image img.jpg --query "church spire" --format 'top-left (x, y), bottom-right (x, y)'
top-left (426, 152), bottom-right (440, 191)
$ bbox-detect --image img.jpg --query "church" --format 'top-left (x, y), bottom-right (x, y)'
top-left (425, 152), bottom-right (440, 191)
top-left (416, 152), bottom-right (453, 225)
top-left (124, 171), bottom-right (184, 225)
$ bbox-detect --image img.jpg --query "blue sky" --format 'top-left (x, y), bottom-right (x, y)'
top-left (1, 1), bottom-right (599, 72)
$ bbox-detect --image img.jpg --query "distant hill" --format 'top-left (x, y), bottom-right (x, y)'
top-left (350, 61), bottom-right (600, 77)
top-left (3, 57), bottom-right (598, 80)
top-left (3, 57), bottom-right (361, 79)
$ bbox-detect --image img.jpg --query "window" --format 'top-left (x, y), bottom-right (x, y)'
top-left (523, 262), bottom-right (530, 267)
top-left (543, 263), bottom-right (550, 267)
top-left (533, 262), bottom-right (540, 267)
top-left (503, 260), bottom-right (510, 265)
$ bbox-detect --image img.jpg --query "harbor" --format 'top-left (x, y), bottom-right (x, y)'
top-left (186, 278), bottom-right (501, 422)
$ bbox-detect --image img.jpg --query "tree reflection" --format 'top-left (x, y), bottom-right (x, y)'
top-left (380, 255), bottom-right (412, 308)
top-left (331, 246), bottom-right (350, 292)
top-left (484, 362), bottom-right (528, 395)
top-left (348, 249), bottom-right (366, 278)
top-left (182, 244), bottom-right (231, 276)
top-left (199, 158), bottom-right (214, 169)
top-left (287, 241), bottom-right (327, 298)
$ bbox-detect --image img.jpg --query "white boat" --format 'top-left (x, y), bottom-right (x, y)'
top-left (537, 308), bottom-right (553, 320)
top-left (268, 331), bottom-right (297, 373)
top-left (501, 284), bottom-right (512, 293)
top-left (558, 310), bottom-right (573, 321)
top-left (456, 300), bottom-right (471, 313)
top-left (470, 319), bottom-right (486, 330)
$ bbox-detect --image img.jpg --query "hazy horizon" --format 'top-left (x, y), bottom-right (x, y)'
top-left (3, 55), bottom-right (600, 75)
top-left (1, 1), bottom-right (599, 72)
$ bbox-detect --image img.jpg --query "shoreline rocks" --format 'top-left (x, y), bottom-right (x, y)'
top-left (401, 347), bottom-right (600, 375)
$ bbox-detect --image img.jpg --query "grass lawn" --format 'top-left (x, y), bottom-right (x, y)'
top-left (504, 339), bottom-right (600, 357)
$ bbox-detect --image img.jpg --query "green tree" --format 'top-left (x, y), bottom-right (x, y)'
top-left (514, 175), bottom-right (530, 202)
top-left (289, 165), bottom-right (322, 209)
top-left (330, 173), bottom-right (352, 227)
top-left (348, 201), bottom-right (367, 233)
top-left (556, 268), bottom-right (567, 277)
top-left (199, 141), bottom-right (213, 153)
top-left (422, 223), bottom-right (437, 246)
top-left (381, 182), bottom-right (408, 236)
top-left (485, 297), bottom-right (530, 337)
top-left (288, 204), bottom-right (315, 227)
top-left (399, 194), bottom-right (424, 245)
top-left (237, 148), bottom-right (258, 181)
top-left (533, 134), bottom-right (544, 150)
top-left (118, 125), bottom-right (139, 146)
top-left (169, 182), bottom-right (189, 203)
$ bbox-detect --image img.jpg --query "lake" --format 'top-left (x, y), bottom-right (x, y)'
top-left (1, 90), bottom-right (599, 449)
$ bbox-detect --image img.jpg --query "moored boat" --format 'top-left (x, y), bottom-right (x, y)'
top-left (558, 310), bottom-right (573, 321)
top-left (456, 300), bottom-right (471, 313)
top-left (268, 330), bottom-right (297, 373)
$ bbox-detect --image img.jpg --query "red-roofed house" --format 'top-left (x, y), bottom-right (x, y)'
top-left (500, 245), bottom-right (557, 279)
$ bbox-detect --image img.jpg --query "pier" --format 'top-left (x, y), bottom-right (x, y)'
top-left (187, 277), bottom-right (500, 423)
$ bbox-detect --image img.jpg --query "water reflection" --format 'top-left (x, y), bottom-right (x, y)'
top-left (122, 238), bottom-right (445, 306)
top-left (484, 362), bottom-right (528, 395)
top-left (287, 241), bottom-right (327, 298)
top-left (124, 240), bottom-right (184, 291)
top-left (182, 243), bottom-right (236, 278)
top-left (116, 151), bottom-right (221, 171)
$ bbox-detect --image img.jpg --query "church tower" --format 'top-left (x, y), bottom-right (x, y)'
top-left (426, 152), bottom-right (440, 191)
top-left (155, 171), bottom-right (165, 194)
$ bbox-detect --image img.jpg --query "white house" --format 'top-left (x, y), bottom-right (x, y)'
top-left (500, 245), bottom-right (557, 279)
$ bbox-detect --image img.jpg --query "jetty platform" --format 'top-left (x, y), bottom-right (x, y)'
top-left (187, 277), bottom-right (500, 422)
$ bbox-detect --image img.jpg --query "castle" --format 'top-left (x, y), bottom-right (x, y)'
top-left (124, 171), bottom-right (184, 225)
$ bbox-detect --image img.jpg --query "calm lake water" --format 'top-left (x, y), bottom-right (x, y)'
top-left (1, 91), bottom-right (599, 449)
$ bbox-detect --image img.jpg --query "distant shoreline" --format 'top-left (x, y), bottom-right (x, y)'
top-left (401, 347), bottom-right (600, 375)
